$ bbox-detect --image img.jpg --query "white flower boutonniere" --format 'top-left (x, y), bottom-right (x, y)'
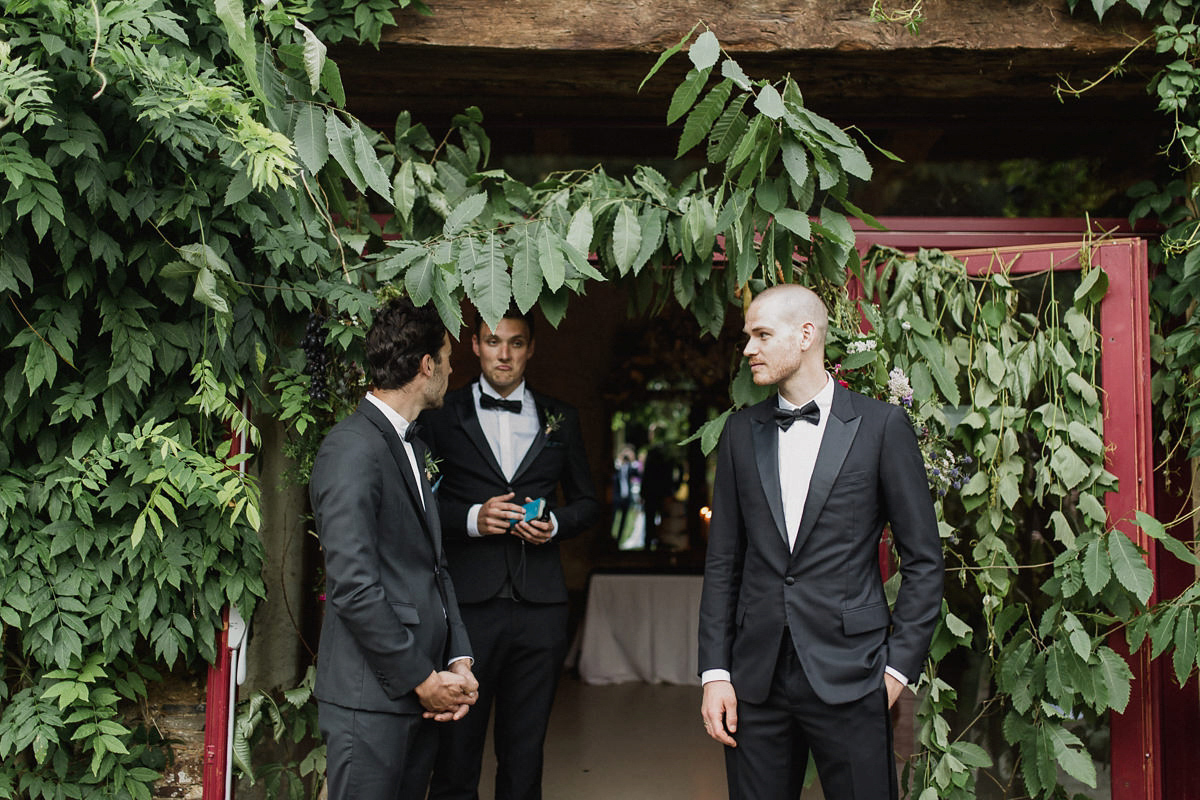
top-left (543, 411), bottom-right (564, 437)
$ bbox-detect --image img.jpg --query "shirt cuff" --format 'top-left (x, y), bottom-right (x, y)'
top-left (701, 669), bottom-right (731, 685)
top-left (547, 511), bottom-right (560, 538)
top-left (884, 666), bottom-right (908, 686)
top-left (448, 656), bottom-right (474, 668)
top-left (466, 504), bottom-right (484, 537)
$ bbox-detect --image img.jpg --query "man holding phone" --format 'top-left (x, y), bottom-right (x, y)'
top-left (422, 305), bottom-right (601, 800)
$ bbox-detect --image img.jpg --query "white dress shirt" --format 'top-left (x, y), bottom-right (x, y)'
top-left (702, 376), bottom-right (907, 687)
top-left (364, 393), bottom-right (470, 668)
top-left (364, 393), bottom-right (425, 510)
top-left (465, 380), bottom-right (559, 538)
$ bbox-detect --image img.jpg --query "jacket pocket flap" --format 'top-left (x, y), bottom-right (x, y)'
top-left (390, 602), bottom-right (420, 625)
top-left (842, 602), bottom-right (890, 636)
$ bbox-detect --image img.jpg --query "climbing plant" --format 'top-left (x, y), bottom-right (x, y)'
top-left (254, 24), bottom-right (1200, 800)
top-left (4, 2), bottom-right (1198, 799)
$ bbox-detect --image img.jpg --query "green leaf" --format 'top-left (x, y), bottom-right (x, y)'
top-left (632, 208), bottom-right (665, 274)
top-left (679, 409), bottom-right (732, 456)
top-left (754, 84), bottom-right (786, 120)
top-left (1173, 608), bottom-right (1197, 686)
top-left (567, 205), bottom-right (594, 256)
top-left (1108, 530), bottom-right (1154, 605)
top-left (667, 67), bottom-right (712, 125)
top-left (1077, 491), bottom-right (1107, 525)
top-left (944, 612), bottom-right (973, 640)
top-left (1065, 371), bottom-right (1099, 407)
top-left (721, 58), bottom-right (753, 91)
top-left (678, 79), bottom-right (733, 157)
top-left (1067, 420), bottom-right (1104, 456)
top-left (214, 0), bottom-right (264, 99)
top-left (639, 23), bottom-right (700, 91)
top-left (539, 288), bottom-right (570, 328)
top-left (1091, 0), bottom-right (1120, 22)
top-left (444, 192), bottom-right (488, 236)
top-left (511, 225), bottom-right (541, 313)
top-left (462, 232), bottom-right (510, 331)
top-left (403, 252), bottom-right (436, 306)
top-left (539, 225), bottom-right (567, 292)
top-left (193, 266), bottom-right (230, 315)
top-left (1047, 724), bottom-right (1097, 787)
top-left (325, 112), bottom-right (366, 194)
top-left (1049, 444), bottom-right (1090, 490)
top-left (611, 203), bottom-right (642, 275)
top-left (707, 94), bottom-right (750, 163)
top-left (688, 30), bottom-right (721, 70)
top-left (1083, 536), bottom-right (1111, 595)
top-left (773, 209), bottom-right (811, 240)
top-left (393, 159), bottom-right (416, 221)
top-left (352, 123), bottom-right (393, 201)
top-left (1049, 510), bottom-right (1076, 547)
top-left (293, 21), bottom-right (327, 94)
top-left (1096, 645), bottom-right (1133, 712)
top-left (292, 104), bottom-right (328, 174)
top-left (1074, 266), bottom-right (1109, 306)
top-left (1135, 510), bottom-right (1200, 567)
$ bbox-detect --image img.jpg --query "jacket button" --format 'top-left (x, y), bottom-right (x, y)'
top-left (784, 577), bottom-right (795, 586)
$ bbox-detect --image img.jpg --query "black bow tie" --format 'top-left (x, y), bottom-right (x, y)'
top-left (773, 401), bottom-right (820, 431)
top-left (403, 423), bottom-right (420, 443)
top-left (480, 394), bottom-right (522, 414)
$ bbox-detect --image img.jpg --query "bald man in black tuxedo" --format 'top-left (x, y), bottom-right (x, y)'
top-left (699, 285), bottom-right (944, 800)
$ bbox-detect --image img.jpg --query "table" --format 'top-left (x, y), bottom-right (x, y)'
top-left (576, 573), bottom-right (703, 686)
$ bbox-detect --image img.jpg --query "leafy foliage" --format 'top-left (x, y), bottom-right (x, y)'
top-left (0, 0), bottom-right (389, 794)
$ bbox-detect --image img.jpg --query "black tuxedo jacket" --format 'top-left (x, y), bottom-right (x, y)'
top-left (419, 382), bottom-right (601, 604)
top-left (698, 386), bottom-right (944, 705)
top-left (310, 399), bottom-right (472, 714)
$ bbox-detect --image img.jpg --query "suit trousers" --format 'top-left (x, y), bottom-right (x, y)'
top-left (725, 633), bottom-right (897, 800)
top-left (319, 700), bottom-right (436, 800)
top-left (430, 598), bottom-right (569, 800)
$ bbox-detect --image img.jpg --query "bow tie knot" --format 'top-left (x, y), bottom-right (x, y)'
top-left (773, 401), bottom-right (820, 431)
top-left (481, 393), bottom-right (523, 414)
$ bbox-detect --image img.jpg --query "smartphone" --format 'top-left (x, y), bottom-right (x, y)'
top-left (511, 498), bottom-right (546, 527)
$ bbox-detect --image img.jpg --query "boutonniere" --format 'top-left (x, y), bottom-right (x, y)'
top-left (543, 411), bottom-right (564, 437)
top-left (424, 450), bottom-right (442, 490)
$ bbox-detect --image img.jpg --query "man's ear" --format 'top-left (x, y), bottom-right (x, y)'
top-left (471, 335), bottom-right (481, 358)
top-left (526, 337), bottom-right (535, 359)
top-left (420, 352), bottom-right (437, 377)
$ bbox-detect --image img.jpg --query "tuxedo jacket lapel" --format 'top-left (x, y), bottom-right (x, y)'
top-left (751, 401), bottom-right (789, 548)
top-left (410, 438), bottom-right (443, 560)
top-left (359, 400), bottom-right (432, 538)
top-left (791, 386), bottom-right (861, 557)
top-left (453, 386), bottom-right (506, 481)
top-left (511, 395), bottom-right (549, 483)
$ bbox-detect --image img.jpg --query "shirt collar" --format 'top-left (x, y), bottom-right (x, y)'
top-left (778, 372), bottom-right (834, 414)
top-left (365, 392), bottom-right (414, 442)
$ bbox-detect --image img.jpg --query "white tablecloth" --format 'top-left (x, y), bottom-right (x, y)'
top-left (577, 573), bottom-right (703, 686)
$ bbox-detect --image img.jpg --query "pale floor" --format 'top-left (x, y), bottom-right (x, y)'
top-left (477, 677), bottom-right (825, 800)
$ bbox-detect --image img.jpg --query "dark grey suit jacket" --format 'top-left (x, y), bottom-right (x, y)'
top-left (698, 386), bottom-right (944, 705)
top-left (419, 382), bottom-right (601, 604)
top-left (310, 399), bottom-right (472, 714)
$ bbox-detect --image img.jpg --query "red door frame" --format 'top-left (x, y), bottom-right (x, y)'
top-left (854, 220), bottom-right (1162, 800)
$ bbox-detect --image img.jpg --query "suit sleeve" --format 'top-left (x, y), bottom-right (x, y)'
top-left (439, 548), bottom-right (473, 661)
top-left (543, 405), bottom-right (601, 541)
top-left (311, 427), bottom-right (436, 699)
top-left (878, 406), bottom-right (945, 682)
top-left (698, 421), bottom-right (747, 675)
